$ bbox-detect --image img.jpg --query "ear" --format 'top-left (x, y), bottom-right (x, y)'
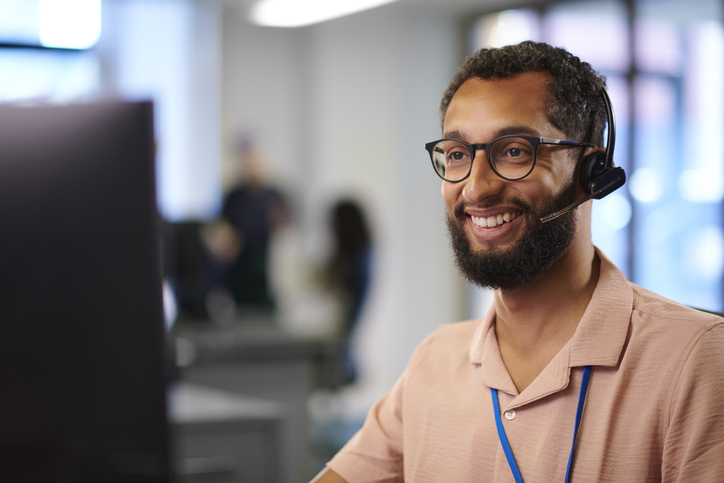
top-left (578, 149), bottom-right (608, 195)
top-left (578, 148), bottom-right (626, 200)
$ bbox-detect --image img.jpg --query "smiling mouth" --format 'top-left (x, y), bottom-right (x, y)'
top-left (470, 211), bottom-right (521, 228)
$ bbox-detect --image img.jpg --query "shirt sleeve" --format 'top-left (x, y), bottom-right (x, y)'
top-left (326, 370), bottom-right (408, 483)
top-left (662, 323), bottom-right (724, 482)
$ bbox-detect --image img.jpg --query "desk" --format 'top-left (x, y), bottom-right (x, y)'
top-left (170, 383), bottom-right (284, 483)
top-left (172, 322), bottom-right (343, 483)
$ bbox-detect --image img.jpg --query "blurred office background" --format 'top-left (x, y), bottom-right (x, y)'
top-left (2, 0), bottom-right (722, 481)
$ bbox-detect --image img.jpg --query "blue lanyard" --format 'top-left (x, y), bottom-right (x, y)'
top-left (491, 365), bottom-right (592, 483)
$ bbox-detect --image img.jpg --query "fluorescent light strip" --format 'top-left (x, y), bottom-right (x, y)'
top-left (249, 0), bottom-right (397, 28)
top-left (39, 0), bottom-right (101, 49)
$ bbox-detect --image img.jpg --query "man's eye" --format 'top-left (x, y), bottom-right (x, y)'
top-left (448, 150), bottom-right (468, 161)
top-left (497, 144), bottom-right (533, 162)
top-left (500, 144), bottom-right (530, 157)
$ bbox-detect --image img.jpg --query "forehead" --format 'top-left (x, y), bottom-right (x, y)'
top-left (443, 71), bottom-right (558, 140)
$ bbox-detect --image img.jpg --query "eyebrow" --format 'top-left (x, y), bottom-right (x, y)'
top-left (443, 126), bottom-right (542, 142)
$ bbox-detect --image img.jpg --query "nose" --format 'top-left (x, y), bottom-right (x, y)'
top-left (461, 148), bottom-right (506, 203)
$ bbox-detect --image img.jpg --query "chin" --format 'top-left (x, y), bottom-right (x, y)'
top-left (447, 206), bottom-right (576, 291)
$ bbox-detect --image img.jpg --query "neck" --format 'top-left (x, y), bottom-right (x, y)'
top-left (493, 239), bottom-right (600, 392)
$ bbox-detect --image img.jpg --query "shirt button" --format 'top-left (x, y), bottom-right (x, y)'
top-left (504, 410), bottom-right (516, 420)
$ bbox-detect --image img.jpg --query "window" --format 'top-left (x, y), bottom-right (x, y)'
top-left (0, 0), bottom-right (223, 222)
top-left (469, 0), bottom-right (724, 312)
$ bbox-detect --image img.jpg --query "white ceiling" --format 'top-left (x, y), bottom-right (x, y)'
top-left (222, 0), bottom-right (549, 25)
top-left (397, 0), bottom-right (546, 15)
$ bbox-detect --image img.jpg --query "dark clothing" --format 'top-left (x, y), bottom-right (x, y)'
top-left (222, 185), bottom-right (285, 311)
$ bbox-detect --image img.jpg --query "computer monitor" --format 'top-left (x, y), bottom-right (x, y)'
top-left (0, 101), bottom-right (171, 482)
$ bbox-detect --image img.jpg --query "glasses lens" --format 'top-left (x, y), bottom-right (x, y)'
top-left (431, 140), bottom-right (471, 181)
top-left (490, 137), bottom-right (536, 180)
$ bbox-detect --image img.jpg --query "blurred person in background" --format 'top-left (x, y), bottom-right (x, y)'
top-left (325, 199), bottom-right (373, 385)
top-left (219, 134), bottom-right (288, 316)
top-left (307, 199), bottom-right (374, 474)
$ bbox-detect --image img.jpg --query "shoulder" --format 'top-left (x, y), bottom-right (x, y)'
top-left (626, 282), bottom-right (724, 376)
top-left (629, 282), bottom-right (723, 333)
top-left (405, 319), bottom-right (482, 379)
top-left (225, 187), bottom-right (245, 199)
top-left (413, 319), bottom-right (480, 354)
top-left (222, 188), bottom-right (245, 207)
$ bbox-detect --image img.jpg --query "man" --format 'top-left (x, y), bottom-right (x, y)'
top-left (312, 41), bottom-right (724, 482)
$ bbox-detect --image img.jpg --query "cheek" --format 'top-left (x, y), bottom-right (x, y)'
top-left (441, 181), bottom-right (461, 212)
top-left (528, 163), bottom-right (569, 199)
top-left (534, 151), bottom-right (576, 186)
top-left (553, 156), bottom-right (579, 188)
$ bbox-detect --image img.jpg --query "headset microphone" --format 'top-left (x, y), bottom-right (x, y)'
top-left (540, 86), bottom-right (626, 223)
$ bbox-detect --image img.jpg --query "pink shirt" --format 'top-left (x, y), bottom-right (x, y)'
top-left (327, 250), bottom-right (724, 482)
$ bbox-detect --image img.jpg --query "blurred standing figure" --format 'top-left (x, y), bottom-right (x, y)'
top-left (326, 200), bottom-right (373, 384)
top-left (222, 136), bottom-right (287, 314)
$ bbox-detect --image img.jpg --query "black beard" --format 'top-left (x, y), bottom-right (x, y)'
top-left (446, 180), bottom-right (578, 291)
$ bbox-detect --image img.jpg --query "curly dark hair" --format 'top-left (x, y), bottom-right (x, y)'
top-left (440, 41), bottom-right (607, 148)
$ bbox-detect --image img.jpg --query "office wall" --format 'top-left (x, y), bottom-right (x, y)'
top-left (222, 3), bottom-right (469, 398)
top-left (101, 0), bottom-right (223, 221)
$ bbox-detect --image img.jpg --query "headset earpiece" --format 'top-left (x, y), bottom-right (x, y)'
top-left (579, 151), bottom-right (608, 195)
top-left (579, 151), bottom-right (625, 200)
top-left (578, 87), bottom-right (626, 200)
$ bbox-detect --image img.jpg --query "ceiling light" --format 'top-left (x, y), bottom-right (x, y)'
top-left (249, 0), bottom-right (397, 28)
top-left (39, 0), bottom-right (101, 49)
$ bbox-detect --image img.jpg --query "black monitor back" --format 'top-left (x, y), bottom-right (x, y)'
top-left (0, 102), bottom-right (171, 482)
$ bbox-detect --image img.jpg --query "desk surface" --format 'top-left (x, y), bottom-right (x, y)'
top-left (172, 320), bottom-right (343, 366)
top-left (171, 322), bottom-right (343, 483)
top-left (169, 382), bottom-right (285, 424)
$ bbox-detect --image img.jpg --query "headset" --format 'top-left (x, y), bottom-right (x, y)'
top-left (540, 86), bottom-right (626, 223)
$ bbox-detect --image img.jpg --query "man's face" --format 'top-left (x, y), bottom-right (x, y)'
top-left (441, 72), bottom-right (581, 290)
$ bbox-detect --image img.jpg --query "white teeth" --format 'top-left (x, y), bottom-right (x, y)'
top-left (471, 212), bottom-right (518, 228)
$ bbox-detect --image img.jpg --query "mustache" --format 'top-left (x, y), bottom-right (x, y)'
top-left (452, 196), bottom-right (537, 221)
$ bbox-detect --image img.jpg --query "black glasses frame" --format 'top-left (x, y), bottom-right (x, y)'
top-left (425, 135), bottom-right (595, 182)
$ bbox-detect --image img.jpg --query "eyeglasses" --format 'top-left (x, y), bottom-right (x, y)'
top-left (425, 135), bottom-right (594, 182)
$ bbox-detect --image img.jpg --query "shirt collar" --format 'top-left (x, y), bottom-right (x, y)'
top-left (469, 248), bottom-right (632, 398)
top-left (568, 247), bottom-right (632, 367)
